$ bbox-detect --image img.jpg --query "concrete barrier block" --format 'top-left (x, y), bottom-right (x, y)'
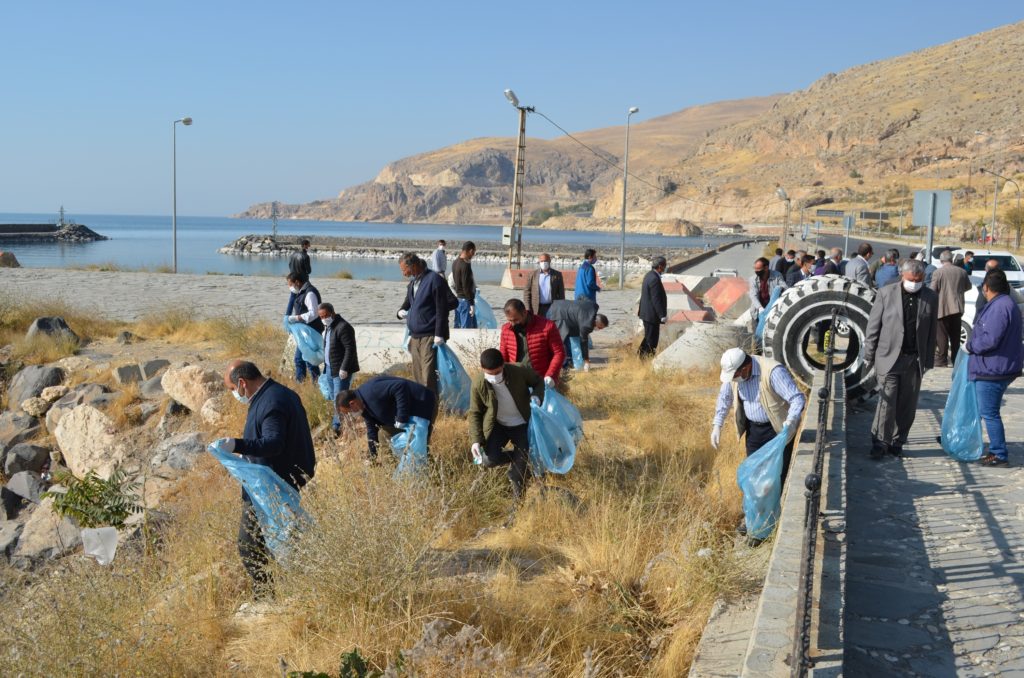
top-left (652, 322), bottom-right (751, 372)
top-left (669, 310), bottom-right (714, 323)
top-left (703, 277), bottom-right (751, 319)
top-left (355, 326), bottom-right (501, 374)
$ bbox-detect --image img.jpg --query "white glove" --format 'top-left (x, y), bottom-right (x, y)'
top-left (217, 437), bottom-right (236, 453)
top-left (531, 395), bottom-right (541, 407)
top-left (433, 336), bottom-right (445, 345)
top-left (394, 421), bottom-right (408, 430)
top-left (287, 315), bottom-right (300, 324)
top-left (543, 376), bottom-right (555, 387)
top-left (583, 361), bottom-right (591, 372)
top-left (469, 305), bottom-right (475, 317)
top-left (397, 309), bottom-right (408, 320)
top-left (710, 426), bottom-right (721, 450)
top-left (660, 317), bottom-right (667, 324)
top-left (471, 442), bottom-right (483, 464)
top-left (339, 371), bottom-right (349, 380)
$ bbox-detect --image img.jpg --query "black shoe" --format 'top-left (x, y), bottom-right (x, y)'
top-left (889, 445), bottom-right (903, 458)
top-left (745, 536), bottom-right (766, 548)
top-left (979, 454), bottom-right (1009, 468)
top-left (870, 443), bottom-right (886, 460)
top-left (737, 520), bottom-right (748, 536)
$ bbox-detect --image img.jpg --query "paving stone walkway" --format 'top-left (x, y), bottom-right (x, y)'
top-left (845, 367), bottom-right (1024, 676)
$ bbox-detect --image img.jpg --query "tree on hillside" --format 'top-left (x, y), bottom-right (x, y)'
top-left (1004, 205), bottom-right (1024, 248)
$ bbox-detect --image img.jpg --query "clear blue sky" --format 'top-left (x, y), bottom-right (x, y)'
top-left (2, 2), bottom-right (1020, 216)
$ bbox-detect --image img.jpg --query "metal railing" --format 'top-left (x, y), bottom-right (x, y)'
top-left (790, 308), bottom-right (839, 677)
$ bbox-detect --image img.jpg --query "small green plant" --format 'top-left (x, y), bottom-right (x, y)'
top-left (849, 169), bottom-right (862, 179)
top-left (43, 467), bottom-right (142, 529)
top-left (287, 649), bottom-right (383, 678)
top-left (332, 270), bottom-right (354, 279)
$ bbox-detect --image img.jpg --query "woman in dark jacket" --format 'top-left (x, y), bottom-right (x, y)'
top-left (317, 302), bottom-right (360, 435)
top-left (967, 270), bottom-right (1024, 467)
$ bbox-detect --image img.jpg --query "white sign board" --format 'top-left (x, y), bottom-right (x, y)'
top-left (912, 190), bottom-right (952, 227)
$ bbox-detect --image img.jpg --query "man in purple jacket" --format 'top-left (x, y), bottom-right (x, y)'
top-left (967, 269), bottom-right (1024, 467)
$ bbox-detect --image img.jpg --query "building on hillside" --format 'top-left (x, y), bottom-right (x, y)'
top-left (716, 223), bottom-right (744, 234)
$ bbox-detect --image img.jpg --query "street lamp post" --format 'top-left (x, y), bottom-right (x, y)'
top-left (172, 116), bottom-right (193, 273)
top-left (619, 106), bottom-right (639, 290)
top-left (776, 186), bottom-right (791, 251)
top-left (981, 168), bottom-right (1022, 247)
top-left (503, 90), bottom-right (533, 269)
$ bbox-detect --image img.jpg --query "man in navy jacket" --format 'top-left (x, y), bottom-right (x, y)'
top-left (638, 256), bottom-right (668, 358)
top-left (336, 375), bottom-right (438, 459)
top-left (218, 360), bottom-right (315, 594)
top-left (397, 253), bottom-right (453, 393)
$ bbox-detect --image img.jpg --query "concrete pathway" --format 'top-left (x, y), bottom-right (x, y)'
top-left (844, 368), bottom-right (1024, 676)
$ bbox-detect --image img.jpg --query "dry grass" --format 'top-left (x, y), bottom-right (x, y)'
top-left (0, 337), bottom-right (752, 676)
top-left (135, 307), bottom-right (284, 360)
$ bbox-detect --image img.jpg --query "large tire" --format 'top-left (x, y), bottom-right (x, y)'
top-left (761, 275), bottom-right (877, 400)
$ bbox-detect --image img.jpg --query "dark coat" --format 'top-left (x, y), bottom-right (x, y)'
top-left (546, 299), bottom-right (599, 361)
top-left (234, 379), bottom-right (316, 489)
top-left (400, 271), bottom-right (451, 339)
top-left (638, 270), bottom-right (668, 323)
top-left (323, 316), bottom-right (359, 377)
top-left (523, 268), bottom-right (565, 314)
top-left (356, 376), bottom-right (438, 453)
top-left (289, 250), bottom-right (311, 282)
top-left (451, 257), bottom-right (476, 302)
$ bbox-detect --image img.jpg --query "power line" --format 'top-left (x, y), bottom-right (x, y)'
top-left (530, 108), bottom-right (782, 213)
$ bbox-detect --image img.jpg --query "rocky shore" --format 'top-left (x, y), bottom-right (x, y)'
top-left (220, 233), bottom-right (703, 271)
top-left (0, 223), bottom-right (108, 243)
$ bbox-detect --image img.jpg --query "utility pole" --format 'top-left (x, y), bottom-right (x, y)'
top-left (504, 89), bottom-right (532, 269)
top-left (992, 175), bottom-right (1000, 245)
top-left (271, 201), bottom-right (279, 240)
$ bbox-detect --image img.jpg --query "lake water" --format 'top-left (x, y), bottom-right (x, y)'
top-left (0, 212), bottom-right (733, 282)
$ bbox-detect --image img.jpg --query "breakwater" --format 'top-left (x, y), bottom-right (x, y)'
top-left (0, 223), bottom-right (107, 243)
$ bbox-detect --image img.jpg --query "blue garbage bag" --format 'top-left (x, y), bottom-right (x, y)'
top-left (402, 327), bottom-right (411, 351)
top-left (527, 402), bottom-right (576, 475)
top-left (755, 287), bottom-right (783, 341)
top-left (435, 344), bottom-right (471, 413)
top-left (317, 373), bottom-right (333, 401)
top-left (541, 389), bottom-right (584, 443)
top-left (940, 351), bottom-right (984, 461)
top-left (474, 290), bottom-right (498, 329)
top-left (568, 337), bottom-right (585, 370)
top-left (208, 441), bottom-right (310, 559)
top-left (389, 415), bottom-right (431, 477)
top-left (283, 316), bottom-right (324, 366)
top-left (736, 424), bottom-right (788, 540)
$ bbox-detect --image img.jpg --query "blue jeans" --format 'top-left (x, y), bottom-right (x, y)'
top-left (975, 378), bottom-right (1013, 460)
top-left (327, 374), bottom-right (352, 431)
top-left (454, 298), bottom-right (477, 329)
top-left (294, 347), bottom-right (321, 383)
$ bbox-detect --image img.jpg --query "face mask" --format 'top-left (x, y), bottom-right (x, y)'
top-left (540, 261), bottom-right (550, 271)
top-left (903, 280), bottom-right (923, 294)
top-left (484, 372), bottom-right (503, 384)
top-left (289, 286), bottom-right (299, 294)
top-left (323, 317), bottom-right (333, 327)
top-left (756, 269), bottom-right (768, 279)
top-left (732, 373), bottom-right (745, 383)
top-left (232, 387), bottom-right (250, 405)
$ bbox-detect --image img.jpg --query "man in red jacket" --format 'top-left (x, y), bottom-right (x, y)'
top-left (499, 298), bottom-right (565, 386)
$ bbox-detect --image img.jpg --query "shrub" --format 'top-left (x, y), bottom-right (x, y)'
top-left (43, 467), bottom-right (142, 529)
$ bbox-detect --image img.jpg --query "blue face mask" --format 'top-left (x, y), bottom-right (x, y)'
top-left (232, 384), bottom-right (250, 405)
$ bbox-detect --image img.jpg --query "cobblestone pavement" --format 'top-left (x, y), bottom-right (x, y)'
top-left (845, 367), bottom-right (1024, 676)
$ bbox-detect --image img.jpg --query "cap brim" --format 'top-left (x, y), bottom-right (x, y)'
top-left (720, 369), bottom-right (734, 383)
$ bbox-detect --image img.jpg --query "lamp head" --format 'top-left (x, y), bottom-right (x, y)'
top-left (179, 117), bottom-right (193, 126)
top-left (628, 106), bottom-right (639, 114)
top-left (775, 186), bottom-right (789, 202)
top-left (504, 89), bottom-right (519, 108)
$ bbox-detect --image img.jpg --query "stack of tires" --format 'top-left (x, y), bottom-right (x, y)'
top-left (760, 275), bottom-right (877, 400)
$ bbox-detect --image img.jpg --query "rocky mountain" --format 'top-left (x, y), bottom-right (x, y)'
top-left (240, 21), bottom-right (1024, 229)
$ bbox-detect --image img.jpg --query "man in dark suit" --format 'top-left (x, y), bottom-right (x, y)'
top-left (397, 253), bottom-right (453, 393)
top-left (546, 299), bottom-right (609, 372)
top-left (523, 253), bottom-right (565, 317)
top-left (863, 259), bottom-right (938, 459)
top-left (638, 256), bottom-right (668, 358)
top-left (218, 360), bottom-right (316, 594)
top-left (336, 375), bottom-right (438, 460)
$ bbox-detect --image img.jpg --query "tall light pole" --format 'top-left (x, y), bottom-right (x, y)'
top-left (981, 168), bottom-right (1021, 246)
top-left (776, 186), bottom-right (791, 251)
top-left (172, 116), bottom-right (193, 273)
top-left (504, 89), bottom-right (533, 269)
top-left (619, 106), bottom-right (639, 290)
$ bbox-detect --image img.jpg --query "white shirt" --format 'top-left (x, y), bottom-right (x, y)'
top-left (492, 380), bottom-right (526, 427)
top-left (538, 271), bottom-right (552, 304)
top-left (297, 290), bottom-right (319, 323)
top-left (713, 361), bottom-right (805, 427)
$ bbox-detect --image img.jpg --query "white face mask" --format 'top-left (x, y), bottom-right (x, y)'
top-left (289, 286), bottom-right (299, 294)
top-left (232, 385), bottom-right (250, 405)
top-left (539, 261), bottom-right (550, 271)
top-left (484, 372), bottom-right (504, 384)
top-left (322, 317), bottom-right (333, 327)
top-left (903, 280), bottom-right (923, 294)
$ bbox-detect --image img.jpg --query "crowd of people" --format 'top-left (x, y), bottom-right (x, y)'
top-left (215, 243), bottom-right (650, 591)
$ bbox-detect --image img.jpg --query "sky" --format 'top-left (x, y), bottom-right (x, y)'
top-left (2, 2), bottom-right (1021, 216)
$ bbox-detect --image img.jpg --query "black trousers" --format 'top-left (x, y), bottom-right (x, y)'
top-left (935, 314), bottom-right (962, 367)
top-left (745, 420), bottom-right (795, 485)
top-left (482, 422), bottom-right (531, 498)
top-left (639, 320), bottom-right (660, 358)
top-left (238, 491), bottom-right (273, 595)
top-left (538, 303), bottom-right (551, 318)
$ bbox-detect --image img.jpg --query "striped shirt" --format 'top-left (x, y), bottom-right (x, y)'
top-left (713, 360), bottom-right (805, 427)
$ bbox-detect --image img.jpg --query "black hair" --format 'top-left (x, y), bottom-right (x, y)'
top-left (461, 241), bottom-right (476, 253)
top-left (754, 257), bottom-right (770, 268)
top-left (335, 389), bottom-right (359, 408)
top-left (301, 239), bottom-right (311, 247)
top-left (318, 302), bottom-right (335, 314)
top-left (503, 298), bottom-right (526, 313)
top-left (438, 239), bottom-right (446, 246)
top-left (595, 313), bottom-right (609, 328)
top-left (857, 242), bottom-right (873, 257)
top-left (584, 248), bottom-right (597, 259)
top-left (286, 272), bottom-right (303, 283)
top-left (775, 248), bottom-right (783, 255)
top-left (229, 361), bottom-right (262, 385)
top-left (816, 250), bottom-right (826, 258)
top-left (983, 269), bottom-right (1010, 295)
top-left (401, 252), bottom-right (424, 269)
top-left (480, 348), bottom-right (504, 370)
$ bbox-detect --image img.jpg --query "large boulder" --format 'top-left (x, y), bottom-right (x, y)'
top-left (113, 364), bottom-right (143, 385)
top-left (0, 520), bottom-right (22, 561)
top-left (6, 471), bottom-right (45, 503)
top-left (12, 497), bottom-right (82, 567)
top-left (0, 251), bottom-right (21, 268)
top-left (151, 432), bottom-right (206, 471)
top-left (160, 365), bottom-right (223, 412)
top-left (45, 383), bottom-right (112, 433)
top-left (53, 405), bottom-right (126, 479)
top-left (140, 375), bottom-right (165, 400)
top-left (140, 359), bottom-right (171, 380)
top-left (25, 317), bottom-right (80, 344)
top-left (4, 443), bottom-right (50, 475)
top-left (200, 395), bottom-right (232, 428)
top-left (0, 411), bottom-right (41, 457)
top-left (7, 365), bottom-right (65, 410)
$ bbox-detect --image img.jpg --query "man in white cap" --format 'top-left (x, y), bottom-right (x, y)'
top-left (711, 347), bottom-right (806, 528)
